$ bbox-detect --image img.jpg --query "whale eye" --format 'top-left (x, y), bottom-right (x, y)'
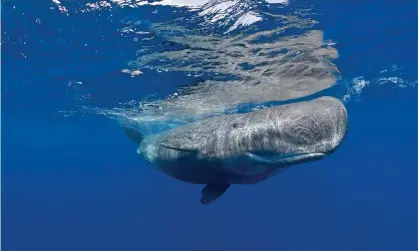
top-left (232, 123), bottom-right (238, 128)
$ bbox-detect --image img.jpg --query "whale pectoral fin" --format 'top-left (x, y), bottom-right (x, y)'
top-left (122, 125), bottom-right (144, 145)
top-left (200, 183), bottom-right (231, 205)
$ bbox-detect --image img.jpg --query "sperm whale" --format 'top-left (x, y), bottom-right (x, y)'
top-left (122, 96), bottom-right (348, 204)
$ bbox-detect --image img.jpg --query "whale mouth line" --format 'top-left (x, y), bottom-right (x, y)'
top-left (245, 152), bottom-right (326, 164)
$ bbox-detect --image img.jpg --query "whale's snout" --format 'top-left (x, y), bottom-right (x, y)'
top-left (240, 96), bottom-right (348, 163)
top-left (314, 97), bottom-right (348, 154)
top-left (277, 96), bottom-right (348, 155)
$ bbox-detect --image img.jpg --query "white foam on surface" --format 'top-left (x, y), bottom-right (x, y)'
top-left (342, 69), bottom-right (417, 102)
top-left (225, 11), bottom-right (262, 33)
top-left (76, 0), bottom-right (288, 32)
top-left (74, 0), bottom-right (288, 12)
top-left (51, 0), bottom-right (68, 13)
top-left (198, 0), bottom-right (237, 15)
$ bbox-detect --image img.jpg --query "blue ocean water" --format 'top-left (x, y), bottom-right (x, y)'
top-left (2, 0), bottom-right (418, 250)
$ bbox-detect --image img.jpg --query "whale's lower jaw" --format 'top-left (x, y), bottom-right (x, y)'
top-left (245, 152), bottom-right (326, 165)
top-left (224, 152), bottom-right (327, 185)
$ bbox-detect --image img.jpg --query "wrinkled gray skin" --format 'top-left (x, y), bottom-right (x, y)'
top-left (123, 96), bottom-right (348, 205)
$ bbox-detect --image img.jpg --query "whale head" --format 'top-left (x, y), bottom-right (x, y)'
top-left (234, 96), bottom-right (348, 165)
top-left (160, 96), bottom-right (348, 167)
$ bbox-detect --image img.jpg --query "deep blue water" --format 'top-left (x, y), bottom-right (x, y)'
top-left (2, 0), bottom-right (418, 250)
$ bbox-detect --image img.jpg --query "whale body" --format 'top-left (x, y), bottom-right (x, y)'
top-left (122, 96), bottom-right (348, 205)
